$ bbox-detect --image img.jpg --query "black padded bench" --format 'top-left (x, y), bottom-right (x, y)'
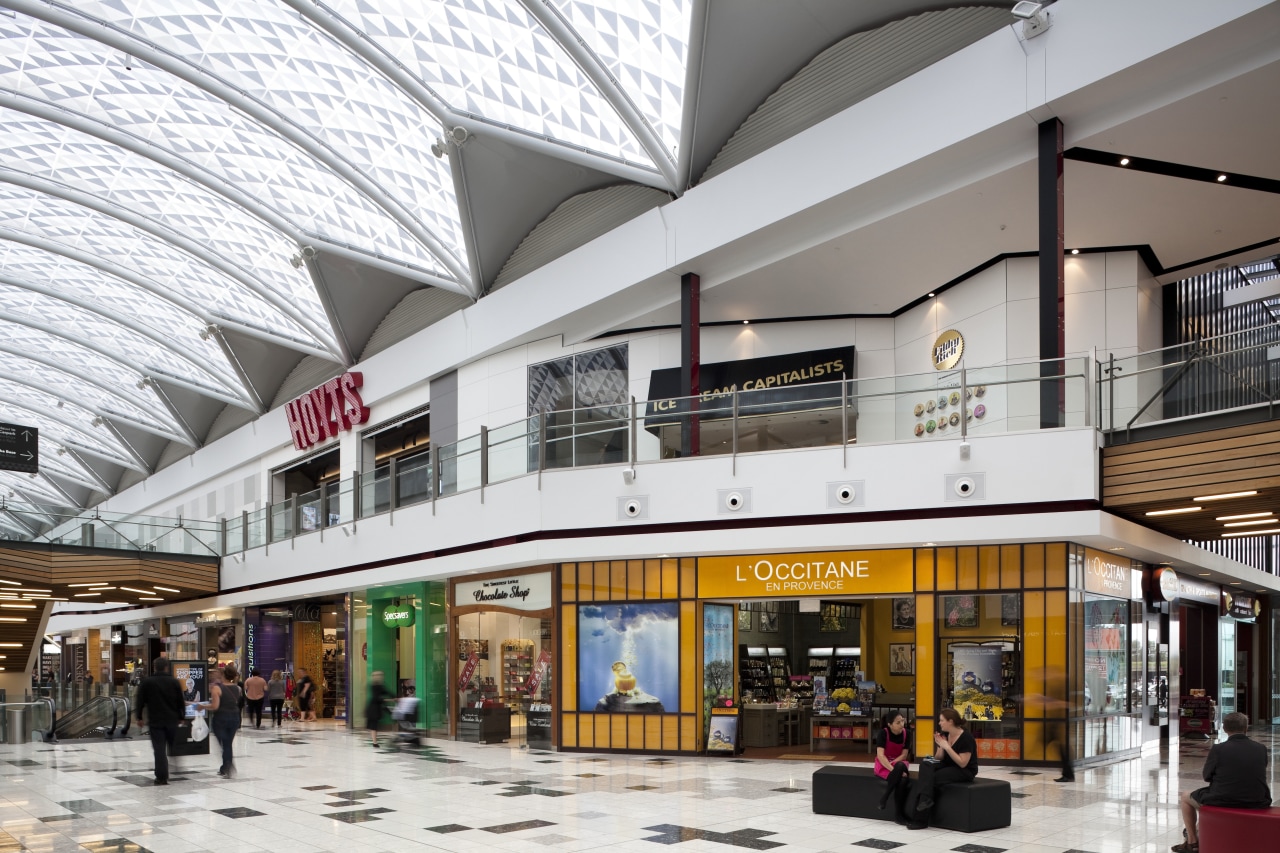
top-left (812, 765), bottom-right (1011, 833)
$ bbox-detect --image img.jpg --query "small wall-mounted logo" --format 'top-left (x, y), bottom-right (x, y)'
top-left (932, 329), bottom-right (965, 371)
top-left (382, 607), bottom-right (415, 628)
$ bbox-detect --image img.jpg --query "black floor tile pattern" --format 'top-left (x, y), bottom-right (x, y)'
top-left (327, 807), bottom-right (394, 823)
top-left (302, 784), bottom-right (335, 790)
top-left (771, 786), bottom-right (802, 793)
top-left (951, 845), bottom-right (1007, 853)
top-left (426, 824), bottom-right (471, 833)
top-left (1010, 792), bottom-right (1030, 798)
top-left (481, 819), bottom-right (556, 833)
top-left (331, 788), bottom-right (388, 798)
top-left (496, 784), bottom-right (572, 797)
top-left (5, 759), bottom-right (40, 766)
top-left (81, 840), bottom-right (154, 853)
top-left (1007, 770), bottom-right (1040, 776)
top-left (472, 780), bottom-right (501, 785)
top-left (38, 814), bottom-right (80, 823)
top-left (57, 799), bottom-right (111, 813)
top-left (212, 807), bottom-right (267, 819)
top-left (853, 841), bottom-right (905, 851)
top-left (628, 784), bottom-right (659, 790)
top-left (640, 825), bottom-right (783, 849)
top-left (575, 773), bottom-right (603, 778)
top-left (323, 799), bottom-right (364, 807)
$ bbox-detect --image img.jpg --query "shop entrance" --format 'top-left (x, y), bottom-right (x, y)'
top-left (453, 612), bottom-right (552, 746)
top-left (728, 597), bottom-right (914, 762)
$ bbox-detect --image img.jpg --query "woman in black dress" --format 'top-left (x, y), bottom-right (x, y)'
top-left (366, 671), bottom-right (390, 747)
top-left (905, 707), bottom-right (978, 829)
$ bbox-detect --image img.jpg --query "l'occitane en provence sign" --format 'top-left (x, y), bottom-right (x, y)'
top-left (698, 550), bottom-right (914, 598)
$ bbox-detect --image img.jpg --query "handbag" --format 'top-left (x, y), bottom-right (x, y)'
top-left (190, 715), bottom-right (209, 742)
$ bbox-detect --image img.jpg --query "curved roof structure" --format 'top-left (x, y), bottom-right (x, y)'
top-left (0, 0), bottom-right (1022, 515)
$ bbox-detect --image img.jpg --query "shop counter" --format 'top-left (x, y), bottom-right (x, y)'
top-left (810, 715), bottom-right (873, 752)
top-left (458, 706), bottom-right (511, 744)
top-left (742, 705), bottom-right (805, 748)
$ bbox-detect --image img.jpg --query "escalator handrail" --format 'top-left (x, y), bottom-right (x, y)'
top-left (111, 696), bottom-right (131, 736)
top-left (52, 695), bottom-right (117, 740)
top-left (0, 699), bottom-right (56, 741)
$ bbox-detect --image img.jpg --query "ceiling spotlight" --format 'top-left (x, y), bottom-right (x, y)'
top-left (289, 254), bottom-right (303, 269)
top-left (300, 245), bottom-right (317, 259)
top-left (430, 137), bottom-right (448, 159)
top-left (91, 416), bottom-right (104, 427)
top-left (1011, 1), bottom-right (1051, 37)
top-left (1217, 174), bottom-right (1228, 182)
top-left (742, 320), bottom-right (749, 325)
top-left (1070, 249), bottom-right (1080, 255)
top-left (55, 447), bottom-right (66, 456)
top-left (928, 292), bottom-right (936, 298)
top-left (451, 126), bottom-right (469, 145)
top-left (198, 325), bottom-right (217, 341)
top-left (1194, 490), bottom-right (1258, 501)
top-left (1119, 157), bottom-right (1130, 166)
top-left (136, 376), bottom-right (153, 390)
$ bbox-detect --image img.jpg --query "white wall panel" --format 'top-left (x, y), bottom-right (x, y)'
top-left (1106, 287), bottom-right (1140, 352)
top-left (1065, 254), bottom-right (1106, 295)
top-left (1006, 298), bottom-right (1039, 361)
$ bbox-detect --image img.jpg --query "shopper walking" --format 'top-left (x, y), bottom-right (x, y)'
top-left (295, 668), bottom-right (316, 722)
top-left (366, 671), bottom-right (391, 747)
top-left (242, 669), bottom-right (267, 728)
top-left (199, 665), bottom-right (242, 777)
top-left (133, 658), bottom-right (185, 786)
top-left (267, 670), bottom-right (286, 727)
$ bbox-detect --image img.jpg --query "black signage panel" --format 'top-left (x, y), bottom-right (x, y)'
top-left (0, 422), bottom-right (38, 474)
top-left (644, 346), bottom-right (855, 432)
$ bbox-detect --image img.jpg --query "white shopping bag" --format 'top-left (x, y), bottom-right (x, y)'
top-left (190, 715), bottom-right (209, 742)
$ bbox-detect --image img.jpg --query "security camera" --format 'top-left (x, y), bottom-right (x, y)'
top-left (835, 484), bottom-right (856, 505)
top-left (621, 467), bottom-right (636, 485)
top-left (451, 126), bottom-right (469, 145)
top-left (624, 499), bottom-right (642, 518)
top-left (1010, 1), bottom-right (1042, 18)
top-left (1011, 1), bottom-right (1051, 38)
top-left (954, 477), bottom-right (976, 498)
top-left (725, 491), bottom-right (744, 511)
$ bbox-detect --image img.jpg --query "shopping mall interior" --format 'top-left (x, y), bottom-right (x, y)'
top-left (0, 1), bottom-right (1278, 851)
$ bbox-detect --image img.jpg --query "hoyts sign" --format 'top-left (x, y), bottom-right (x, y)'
top-left (285, 371), bottom-right (371, 451)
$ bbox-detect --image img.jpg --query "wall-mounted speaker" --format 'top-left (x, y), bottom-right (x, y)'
top-left (826, 480), bottom-right (866, 509)
top-left (616, 495), bottom-right (649, 521)
top-left (945, 472), bottom-right (985, 500)
top-left (717, 488), bottom-right (752, 514)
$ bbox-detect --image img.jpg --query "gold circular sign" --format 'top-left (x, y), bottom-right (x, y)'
top-left (932, 329), bottom-right (965, 371)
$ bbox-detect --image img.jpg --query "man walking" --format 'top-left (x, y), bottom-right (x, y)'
top-left (134, 658), bottom-right (186, 786)
top-left (1173, 711), bottom-right (1272, 852)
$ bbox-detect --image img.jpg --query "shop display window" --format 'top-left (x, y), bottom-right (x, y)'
top-left (456, 611), bottom-right (551, 729)
top-left (1083, 595), bottom-right (1128, 716)
top-left (937, 594), bottom-right (1021, 753)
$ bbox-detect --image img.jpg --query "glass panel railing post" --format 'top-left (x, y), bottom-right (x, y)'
top-left (480, 426), bottom-right (489, 499)
top-left (537, 413), bottom-right (547, 488)
top-left (629, 397), bottom-right (637, 470)
top-left (731, 389), bottom-right (739, 474)
top-left (265, 499), bottom-right (273, 545)
top-left (840, 376), bottom-right (848, 467)
top-left (389, 457), bottom-right (399, 512)
top-left (219, 517), bottom-right (227, 556)
top-left (960, 363), bottom-right (968, 441)
top-left (241, 510), bottom-right (249, 553)
top-left (429, 446), bottom-right (438, 515)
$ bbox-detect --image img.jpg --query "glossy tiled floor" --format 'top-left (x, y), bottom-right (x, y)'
top-left (0, 720), bottom-right (1274, 853)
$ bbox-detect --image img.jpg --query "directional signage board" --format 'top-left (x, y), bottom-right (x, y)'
top-left (0, 422), bottom-right (38, 474)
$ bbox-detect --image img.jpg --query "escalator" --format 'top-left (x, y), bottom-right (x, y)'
top-left (51, 696), bottom-right (131, 741)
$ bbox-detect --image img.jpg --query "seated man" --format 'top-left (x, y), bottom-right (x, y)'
top-left (1174, 711), bottom-right (1272, 852)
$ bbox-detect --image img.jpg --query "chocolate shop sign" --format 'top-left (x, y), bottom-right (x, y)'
top-left (454, 573), bottom-right (551, 611)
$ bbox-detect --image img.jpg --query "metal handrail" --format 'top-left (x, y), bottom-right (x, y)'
top-left (0, 698), bottom-right (55, 741)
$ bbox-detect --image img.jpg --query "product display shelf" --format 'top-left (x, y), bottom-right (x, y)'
top-left (788, 675), bottom-right (814, 704)
top-left (807, 654), bottom-right (832, 682)
top-left (738, 647), bottom-right (774, 701)
top-left (767, 647), bottom-right (791, 696)
top-left (501, 639), bottom-right (534, 710)
top-left (830, 648), bottom-right (861, 691)
top-left (1000, 651), bottom-right (1019, 719)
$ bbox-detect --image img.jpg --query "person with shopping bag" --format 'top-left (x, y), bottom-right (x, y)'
top-left (198, 665), bottom-right (242, 778)
top-left (134, 658), bottom-right (185, 786)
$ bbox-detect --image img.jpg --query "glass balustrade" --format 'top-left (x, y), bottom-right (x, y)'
top-left (2, 356), bottom-right (1097, 557)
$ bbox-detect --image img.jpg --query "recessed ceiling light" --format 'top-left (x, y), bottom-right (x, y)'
top-left (0, 643), bottom-right (21, 648)
top-left (1217, 174), bottom-right (1227, 182)
top-left (119, 587), bottom-right (153, 595)
top-left (1070, 248), bottom-right (1080, 255)
top-left (1229, 581), bottom-right (1241, 585)
top-left (0, 580), bottom-right (20, 587)
top-left (0, 604), bottom-right (36, 609)
top-left (1194, 491), bottom-right (1258, 501)
top-left (1223, 519), bottom-right (1276, 527)
top-left (742, 320), bottom-right (749, 325)
top-left (1222, 528), bottom-right (1280, 537)
top-left (1119, 157), bottom-right (1130, 166)
top-left (68, 583), bottom-right (104, 588)
top-left (1217, 512), bottom-right (1272, 521)
top-left (1199, 572), bottom-right (1211, 576)
top-left (153, 586), bottom-right (180, 593)
top-left (928, 292), bottom-right (936, 298)
top-left (138, 596), bottom-right (163, 601)
top-left (72, 593), bottom-right (101, 597)
top-left (924, 542), bottom-right (937, 547)
top-left (1146, 507), bottom-right (1201, 516)
top-left (0, 618), bottom-right (26, 623)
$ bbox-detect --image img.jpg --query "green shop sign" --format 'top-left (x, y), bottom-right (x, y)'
top-left (381, 606), bottom-right (415, 628)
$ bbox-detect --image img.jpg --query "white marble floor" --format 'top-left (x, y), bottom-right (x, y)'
top-left (0, 720), bottom-right (1273, 853)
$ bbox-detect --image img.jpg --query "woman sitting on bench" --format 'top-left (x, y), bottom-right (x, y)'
top-left (905, 707), bottom-right (978, 830)
top-left (875, 711), bottom-right (912, 818)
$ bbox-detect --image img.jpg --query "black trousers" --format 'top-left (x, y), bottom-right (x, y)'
top-left (907, 761), bottom-right (973, 824)
top-left (1048, 721), bottom-right (1074, 779)
top-left (882, 763), bottom-right (911, 815)
top-left (148, 724), bottom-right (177, 782)
top-left (269, 699), bottom-right (284, 725)
top-left (246, 698), bottom-right (264, 727)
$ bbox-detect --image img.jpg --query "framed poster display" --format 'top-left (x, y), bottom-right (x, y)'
top-left (738, 608), bottom-right (752, 631)
top-left (889, 643), bottom-right (914, 676)
top-left (891, 598), bottom-right (915, 630)
top-left (942, 595), bottom-right (978, 628)
top-left (707, 707), bottom-right (739, 754)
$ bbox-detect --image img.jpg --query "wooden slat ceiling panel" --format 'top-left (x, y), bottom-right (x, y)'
top-left (1102, 419), bottom-right (1280, 541)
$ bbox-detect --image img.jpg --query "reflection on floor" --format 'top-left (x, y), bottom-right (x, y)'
top-left (0, 719), bottom-right (1274, 852)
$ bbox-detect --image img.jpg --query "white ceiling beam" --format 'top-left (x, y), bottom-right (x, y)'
top-left (0, 169), bottom-right (343, 359)
top-left (519, 0), bottom-right (679, 193)
top-left (676, 0), bottom-right (710, 193)
top-left (6, 0), bottom-right (474, 294)
top-left (282, 0), bottom-right (669, 194)
top-left (0, 399), bottom-right (144, 473)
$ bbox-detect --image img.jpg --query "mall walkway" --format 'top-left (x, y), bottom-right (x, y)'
top-left (0, 720), bottom-right (1273, 853)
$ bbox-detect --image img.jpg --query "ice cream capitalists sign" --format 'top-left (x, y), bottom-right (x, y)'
top-left (284, 371), bottom-right (370, 451)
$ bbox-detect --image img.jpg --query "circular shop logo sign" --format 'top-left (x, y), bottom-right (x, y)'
top-left (932, 329), bottom-right (965, 371)
top-left (382, 607), bottom-right (415, 628)
top-left (1156, 567), bottom-right (1179, 602)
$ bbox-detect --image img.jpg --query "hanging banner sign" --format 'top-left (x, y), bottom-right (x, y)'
top-left (699, 549), bottom-right (914, 598)
top-left (525, 648), bottom-right (552, 696)
top-left (458, 652), bottom-right (480, 690)
top-left (284, 371), bottom-right (371, 451)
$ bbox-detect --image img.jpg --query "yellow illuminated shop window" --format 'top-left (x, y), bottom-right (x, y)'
top-left (1024, 544), bottom-right (1045, 588)
top-left (1046, 543), bottom-right (1067, 587)
top-left (1000, 545), bottom-right (1021, 589)
top-left (957, 547), bottom-right (978, 589)
top-left (936, 548), bottom-right (957, 590)
top-left (915, 548), bottom-right (934, 591)
top-left (979, 546), bottom-right (1000, 589)
top-left (562, 563), bottom-right (577, 602)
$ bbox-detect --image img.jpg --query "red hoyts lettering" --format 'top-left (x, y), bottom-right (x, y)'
top-left (285, 400), bottom-right (309, 451)
top-left (340, 372), bottom-right (370, 426)
top-left (308, 386), bottom-right (333, 441)
top-left (285, 371), bottom-right (370, 450)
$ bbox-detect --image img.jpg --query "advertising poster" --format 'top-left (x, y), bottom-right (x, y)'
top-left (951, 646), bottom-right (1003, 721)
top-left (172, 661), bottom-right (208, 709)
top-left (707, 707), bottom-right (738, 754)
top-left (578, 603), bottom-right (679, 713)
top-left (703, 604), bottom-right (734, 739)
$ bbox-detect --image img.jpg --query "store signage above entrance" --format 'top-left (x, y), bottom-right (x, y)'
top-left (1176, 576), bottom-right (1220, 606)
top-left (644, 346), bottom-right (855, 432)
top-left (698, 550), bottom-right (914, 598)
top-left (381, 606), bottom-right (415, 628)
top-left (454, 573), bottom-right (551, 611)
top-left (1152, 567), bottom-right (1179, 602)
top-left (932, 330), bottom-right (964, 371)
top-left (1083, 549), bottom-right (1139, 598)
top-left (1223, 590), bottom-right (1261, 621)
top-left (284, 371), bottom-right (371, 451)
top-left (0, 421), bottom-right (38, 474)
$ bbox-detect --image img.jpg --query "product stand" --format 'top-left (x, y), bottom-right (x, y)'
top-left (458, 704), bottom-right (511, 744)
top-left (526, 703), bottom-right (552, 749)
top-left (738, 645), bottom-right (774, 700)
